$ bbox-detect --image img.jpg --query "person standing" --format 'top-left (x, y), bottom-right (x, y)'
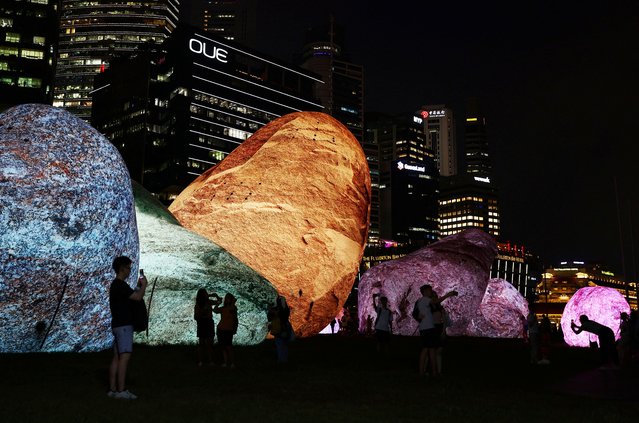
top-left (618, 312), bottom-right (631, 368)
top-left (373, 294), bottom-right (393, 353)
top-left (571, 314), bottom-right (619, 368)
top-left (268, 296), bottom-right (292, 363)
top-left (213, 293), bottom-right (238, 368)
top-left (415, 284), bottom-right (457, 376)
top-left (108, 256), bottom-right (147, 400)
top-left (527, 309), bottom-right (540, 364)
top-left (194, 288), bottom-right (220, 367)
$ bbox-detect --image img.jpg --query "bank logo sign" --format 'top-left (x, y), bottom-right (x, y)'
top-left (189, 38), bottom-right (229, 63)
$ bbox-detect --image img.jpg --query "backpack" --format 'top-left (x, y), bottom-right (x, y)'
top-left (412, 301), bottom-right (422, 322)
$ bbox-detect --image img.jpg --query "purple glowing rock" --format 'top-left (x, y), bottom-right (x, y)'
top-left (0, 104), bottom-right (138, 352)
top-left (466, 278), bottom-right (529, 338)
top-left (357, 229), bottom-right (497, 336)
top-left (560, 286), bottom-right (630, 347)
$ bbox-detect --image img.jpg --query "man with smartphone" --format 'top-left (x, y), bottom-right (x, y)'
top-left (107, 256), bottom-right (147, 399)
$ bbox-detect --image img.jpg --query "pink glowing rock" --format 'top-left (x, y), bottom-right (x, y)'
top-left (357, 229), bottom-right (497, 336)
top-left (466, 278), bottom-right (529, 338)
top-left (560, 286), bottom-right (630, 347)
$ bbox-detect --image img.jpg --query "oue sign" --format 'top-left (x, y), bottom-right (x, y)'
top-left (189, 38), bottom-right (228, 63)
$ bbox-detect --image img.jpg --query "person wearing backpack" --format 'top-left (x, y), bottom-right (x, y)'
top-left (108, 256), bottom-right (147, 400)
top-left (414, 284), bottom-right (457, 376)
top-left (373, 294), bottom-right (393, 353)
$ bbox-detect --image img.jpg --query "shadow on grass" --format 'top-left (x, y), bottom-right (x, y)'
top-left (1, 335), bottom-right (638, 422)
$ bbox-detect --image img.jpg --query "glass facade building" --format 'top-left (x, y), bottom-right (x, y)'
top-left (53, 0), bottom-right (179, 120)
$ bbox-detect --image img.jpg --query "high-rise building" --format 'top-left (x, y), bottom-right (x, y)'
top-left (0, 0), bottom-right (60, 111)
top-left (53, 0), bottom-right (179, 120)
top-left (300, 21), bottom-right (373, 242)
top-left (465, 97), bottom-right (492, 178)
top-left (490, 241), bottom-right (541, 300)
top-left (417, 105), bottom-right (457, 177)
top-left (91, 26), bottom-right (323, 201)
top-left (438, 173), bottom-right (500, 238)
top-left (368, 112), bottom-right (439, 246)
top-left (200, 0), bottom-right (256, 46)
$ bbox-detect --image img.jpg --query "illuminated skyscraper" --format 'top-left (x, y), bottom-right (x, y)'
top-left (465, 97), bottom-right (493, 178)
top-left (53, 0), bottom-right (179, 120)
top-left (0, 0), bottom-right (60, 111)
top-left (368, 112), bottom-right (439, 246)
top-left (417, 105), bottom-right (457, 177)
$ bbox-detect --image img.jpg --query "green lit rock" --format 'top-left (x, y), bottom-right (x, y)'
top-left (133, 182), bottom-right (277, 346)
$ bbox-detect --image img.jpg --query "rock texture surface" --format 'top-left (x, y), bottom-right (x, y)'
top-left (0, 104), bottom-right (138, 352)
top-left (560, 286), bottom-right (630, 347)
top-left (358, 229), bottom-right (499, 337)
top-left (134, 182), bottom-right (277, 345)
top-left (170, 112), bottom-right (371, 337)
top-left (467, 278), bottom-right (529, 338)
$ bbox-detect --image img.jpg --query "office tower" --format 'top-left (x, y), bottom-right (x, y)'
top-left (417, 105), bottom-right (457, 177)
top-left (53, 0), bottom-right (179, 120)
top-left (198, 0), bottom-right (256, 46)
top-left (0, 0), bottom-right (59, 111)
top-left (465, 97), bottom-right (492, 178)
top-left (92, 26), bottom-right (323, 202)
top-left (300, 21), bottom-right (374, 242)
top-left (490, 241), bottom-right (541, 300)
top-left (438, 174), bottom-right (500, 238)
top-left (368, 111), bottom-right (439, 246)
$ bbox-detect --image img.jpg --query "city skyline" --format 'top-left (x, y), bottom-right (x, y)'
top-left (252, 1), bottom-right (639, 276)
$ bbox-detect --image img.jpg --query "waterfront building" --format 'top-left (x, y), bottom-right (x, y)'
top-left (535, 261), bottom-right (637, 323)
top-left (490, 241), bottom-right (541, 300)
top-left (417, 105), bottom-right (457, 177)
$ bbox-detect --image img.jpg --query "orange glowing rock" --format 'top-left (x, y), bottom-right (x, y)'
top-left (169, 112), bottom-right (371, 337)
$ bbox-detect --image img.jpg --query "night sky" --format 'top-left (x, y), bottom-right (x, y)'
top-left (253, 1), bottom-right (639, 276)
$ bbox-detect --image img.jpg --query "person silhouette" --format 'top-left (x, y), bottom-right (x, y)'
top-left (571, 315), bottom-right (619, 368)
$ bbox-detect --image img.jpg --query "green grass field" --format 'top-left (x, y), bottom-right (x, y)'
top-left (1, 335), bottom-right (637, 422)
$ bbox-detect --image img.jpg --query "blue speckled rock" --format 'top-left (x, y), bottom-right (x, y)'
top-left (133, 182), bottom-right (277, 346)
top-left (0, 104), bottom-right (139, 352)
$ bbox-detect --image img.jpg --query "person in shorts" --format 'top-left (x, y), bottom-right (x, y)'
top-left (108, 256), bottom-right (147, 399)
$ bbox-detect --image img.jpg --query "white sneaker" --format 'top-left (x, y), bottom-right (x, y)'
top-left (115, 390), bottom-right (138, 400)
top-left (107, 390), bottom-right (117, 398)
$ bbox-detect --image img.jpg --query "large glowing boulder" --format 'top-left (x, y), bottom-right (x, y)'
top-left (133, 182), bottom-right (277, 345)
top-left (0, 104), bottom-right (138, 352)
top-left (466, 278), bottom-right (529, 338)
top-left (357, 229), bottom-right (497, 336)
top-left (169, 112), bottom-right (371, 337)
top-left (560, 286), bottom-right (630, 347)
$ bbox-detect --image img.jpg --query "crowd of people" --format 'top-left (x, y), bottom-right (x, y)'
top-left (107, 255), bottom-right (639, 400)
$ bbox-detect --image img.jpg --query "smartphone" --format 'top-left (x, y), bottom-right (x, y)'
top-left (139, 269), bottom-right (144, 277)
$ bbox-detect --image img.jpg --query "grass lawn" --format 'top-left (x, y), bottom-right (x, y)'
top-left (0, 335), bottom-right (637, 422)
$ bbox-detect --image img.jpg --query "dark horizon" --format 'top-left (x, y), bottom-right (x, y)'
top-left (251, 1), bottom-right (639, 276)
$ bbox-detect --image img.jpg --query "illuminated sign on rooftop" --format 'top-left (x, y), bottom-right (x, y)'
top-left (473, 176), bottom-right (490, 183)
top-left (413, 116), bottom-right (423, 124)
top-left (189, 38), bottom-right (228, 63)
top-left (422, 109), bottom-right (446, 118)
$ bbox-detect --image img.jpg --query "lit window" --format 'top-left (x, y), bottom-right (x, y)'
top-left (0, 61), bottom-right (7, 71)
top-left (0, 47), bottom-right (18, 56)
top-left (18, 77), bottom-right (42, 88)
top-left (5, 32), bottom-right (20, 43)
top-left (21, 49), bottom-right (44, 60)
top-left (0, 18), bottom-right (13, 28)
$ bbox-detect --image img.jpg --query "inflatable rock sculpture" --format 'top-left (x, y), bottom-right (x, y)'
top-left (133, 182), bottom-right (277, 345)
top-left (357, 229), bottom-right (497, 336)
top-left (560, 286), bottom-right (630, 347)
top-left (467, 278), bottom-right (529, 338)
top-left (0, 104), bottom-right (138, 352)
top-left (170, 112), bottom-right (371, 337)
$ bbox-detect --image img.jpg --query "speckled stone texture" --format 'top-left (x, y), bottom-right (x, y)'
top-left (466, 278), bottom-right (529, 338)
top-left (170, 112), bottom-right (371, 337)
top-left (358, 229), bottom-right (498, 337)
top-left (560, 286), bottom-right (630, 347)
top-left (133, 182), bottom-right (277, 345)
top-left (0, 104), bottom-right (138, 352)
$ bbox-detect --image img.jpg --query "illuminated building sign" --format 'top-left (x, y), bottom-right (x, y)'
top-left (422, 109), bottom-right (446, 118)
top-left (413, 115), bottom-right (423, 124)
top-left (602, 270), bottom-right (615, 276)
top-left (397, 161), bottom-right (425, 173)
top-left (473, 176), bottom-right (490, 183)
top-left (189, 38), bottom-right (228, 63)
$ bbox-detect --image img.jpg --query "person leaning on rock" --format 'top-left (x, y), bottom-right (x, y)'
top-left (107, 256), bottom-right (147, 400)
